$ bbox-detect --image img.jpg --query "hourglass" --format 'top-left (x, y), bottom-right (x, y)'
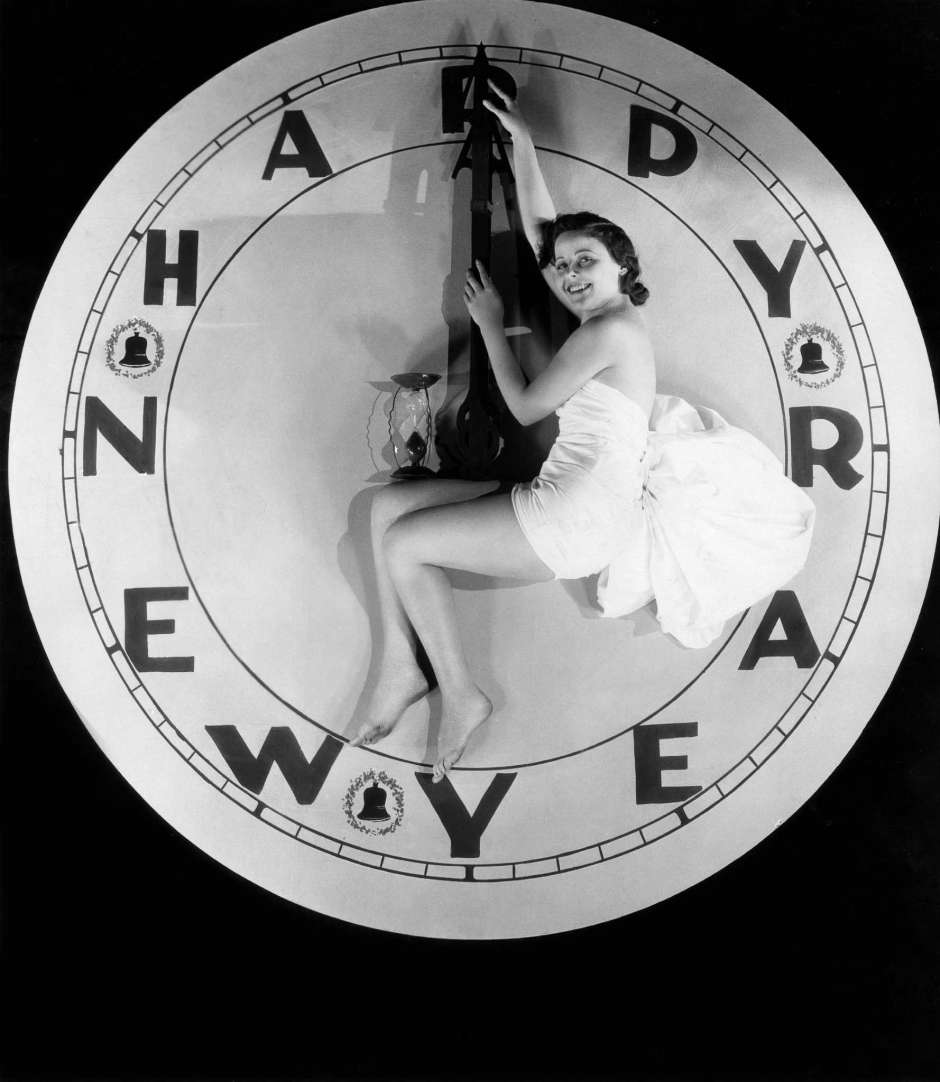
top-left (388, 372), bottom-right (441, 478)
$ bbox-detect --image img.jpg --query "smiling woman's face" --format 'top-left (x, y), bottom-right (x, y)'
top-left (547, 231), bottom-right (625, 320)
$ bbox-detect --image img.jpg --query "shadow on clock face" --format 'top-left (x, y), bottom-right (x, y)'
top-left (165, 146), bottom-right (784, 769)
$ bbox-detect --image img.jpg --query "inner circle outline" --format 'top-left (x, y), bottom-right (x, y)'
top-left (161, 139), bottom-right (781, 771)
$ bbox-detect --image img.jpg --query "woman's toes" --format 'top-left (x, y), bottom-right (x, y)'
top-left (432, 752), bottom-right (459, 784)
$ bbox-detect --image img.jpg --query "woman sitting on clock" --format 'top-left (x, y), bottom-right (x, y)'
top-left (351, 82), bottom-right (814, 780)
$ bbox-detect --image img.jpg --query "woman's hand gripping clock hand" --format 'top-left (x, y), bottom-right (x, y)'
top-left (463, 260), bottom-right (504, 330)
top-left (464, 261), bottom-right (532, 425)
top-left (482, 79), bottom-right (531, 140)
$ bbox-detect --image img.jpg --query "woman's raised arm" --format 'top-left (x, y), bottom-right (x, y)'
top-left (484, 82), bottom-right (555, 257)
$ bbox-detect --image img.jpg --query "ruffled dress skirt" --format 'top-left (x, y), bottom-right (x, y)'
top-left (510, 379), bottom-right (815, 648)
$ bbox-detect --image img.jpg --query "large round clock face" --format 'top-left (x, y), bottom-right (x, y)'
top-left (9, 0), bottom-right (938, 938)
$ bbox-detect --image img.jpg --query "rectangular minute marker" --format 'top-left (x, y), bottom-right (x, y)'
top-left (718, 760), bottom-right (756, 797)
top-left (185, 143), bottom-right (218, 173)
top-left (67, 522), bottom-right (88, 568)
top-left (864, 365), bottom-right (885, 407)
top-left (558, 847), bottom-right (601, 871)
top-left (133, 202), bottom-right (162, 236)
top-left (321, 64), bottom-right (360, 86)
top-left (742, 152), bottom-right (775, 187)
top-left (248, 98), bottom-right (283, 124)
top-left (112, 236), bottom-right (138, 275)
top-left (65, 396), bottom-right (80, 433)
top-left (132, 686), bottom-right (164, 725)
top-left (62, 436), bottom-right (77, 478)
top-left (683, 786), bottom-right (722, 819)
top-left (189, 753), bottom-right (226, 789)
top-left (156, 721), bottom-right (194, 758)
top-left (638, 84), bottom-right (677, 110)
top-left (858, 534), bottom-right (881, 579)
top-left (795, 212), bottom-right (825, 244)
top-left (287, 76), bottom-right (325, 99)
top-left (92, 610), bottom-right (116, 648)
top-left (472, 864), bottom-right (514, 881)
top-left (69, 358), bottom-right (86, 395)
top-left (78, 570), bottom-right (101, 617)
top-left (872, 450), bottom-right (889, 492)
top-left (427, 863), bottom-right (466, 881)
top-left (297, 828), bottom-right (340, 854)
top-left (804, 658), bottom-right (836, 701)
top-left (260, 808), bottom-right (299, 837)
top-left (92, 273), bottom-right (120, 314)
top-left (676, 103), bottom-right (710, 131)
top-left (561, 57), bottom-right (601, 77)
top-left (845, 578), bottom-right (871, 622)
top-left (642, 813), bottom-right (681, 843)
top-left (224, 783), bottom-right (259, 813)
top-left (751, 728), bottom-right (785, 765)
top-left (515, 857), bottom-right (558, 878)
top-left (837, 284), bottom-right (862, 325)
top-left (381, 857), bottom-right (426, 877)
top-left (217, 117), bottom-right (251, 145)
top-left (709, 126), bottom-right (745, 157)
top-left (601, 69), bottom-right (641, 92)
top-left (777, 697), bottom-right (812, 735)
top-left (339, 848), bottom-right (382, 868)
top-left (869, 404), bottom-right (891, 441)
top-left (853, 323), bottom-right (875, 366)
top-left (601, 832), bottom-right (645, 858)
top-left (156, 170), bottom-right (189, 205)
top-left (869, 492), bottom-right (887, 536)
top-left (359, 54), bottom-right (397, 72)
top-left (404, 47), bottom-right (446, 62)
top-left (64, 478), bottom-right (79, 523)
top-left (78, 314), bottom-right (98, 356)
top-left (818, 251), bottom-right (844, 287)
top-left (485, 46), bottom-right (520, 62)
top-left (829, 618), bottom-right (855, 659)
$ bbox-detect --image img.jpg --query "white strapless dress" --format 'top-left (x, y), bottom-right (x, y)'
top-left (510, 379), bottom-right (815, 648)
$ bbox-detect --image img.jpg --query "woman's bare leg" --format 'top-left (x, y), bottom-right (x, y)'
top-left (382, 493), bottom-right (553, 780)
top-left (351, 478), bottom-right (499, 747)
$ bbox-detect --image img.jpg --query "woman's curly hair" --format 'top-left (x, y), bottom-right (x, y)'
top-left (538, 211), bottom-right (649, 306)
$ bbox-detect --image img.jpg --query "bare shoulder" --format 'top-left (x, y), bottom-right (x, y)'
top-left (582, 310), bottom-right (655, 404)
top-left (575, 309), bottom-right (652, 361)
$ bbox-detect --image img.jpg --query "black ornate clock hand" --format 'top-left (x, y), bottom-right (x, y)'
top-left (437, 44), bottom-right (517, 479)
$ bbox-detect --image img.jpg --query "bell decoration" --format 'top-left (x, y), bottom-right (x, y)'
top-left (356, 780), bottom-right (391, 822)
top-left (119, 330), bottom-right (151, 368)
top-left (796, 337), bottom-right (829, 375)
top-left (389, 372), bottom-right (441, 479)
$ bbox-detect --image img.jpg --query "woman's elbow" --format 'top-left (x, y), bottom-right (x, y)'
top-left (513, 402), bottom-right (546, 427)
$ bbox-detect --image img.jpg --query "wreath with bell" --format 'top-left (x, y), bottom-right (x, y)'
top-left (105, 317), bottom-right (164, 379)
top-left (781, 321), bottom-right (845, 389)
top-left (342, 769), bottom-right (405, 836)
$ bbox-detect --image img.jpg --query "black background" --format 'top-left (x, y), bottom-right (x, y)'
top-left (2, 1), bottom-right (938, 1079)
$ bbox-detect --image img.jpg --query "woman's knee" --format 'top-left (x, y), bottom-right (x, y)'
top-left (371, 478), bottom-right (499, 537)
top-left (370, 482), bottom-right (412, 535)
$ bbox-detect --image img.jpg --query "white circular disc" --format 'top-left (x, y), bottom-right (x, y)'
top-left (9, 0), bottom-right (938, 938)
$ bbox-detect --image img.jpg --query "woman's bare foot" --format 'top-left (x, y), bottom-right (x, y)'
top-left (350, 662), bottom-right (429, 747)
top-left (432, 688), bottom-right (493, 783)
